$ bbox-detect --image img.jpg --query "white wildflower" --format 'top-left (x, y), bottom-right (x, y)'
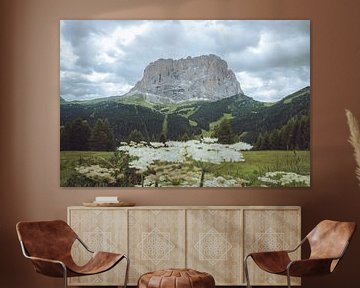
top-left (258, 171), bottom-right (310, 186)
top-left (203, 176), bottom-right (248, 187)
top-left (75, 165), bottom-right (116, 183)
top-left (202, 137), bottom-right (218, 143)
top-left (118, 139), bottom-right (252, 172)
top-left (150, 142), bottom-right (165, 148)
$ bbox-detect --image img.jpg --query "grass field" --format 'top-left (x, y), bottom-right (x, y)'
top-left (61, 151), bottom-right (115, 187)
top-left (211, 150), bottom-right (310, 186)
top-left (61, 150), bottom-right (310, 187)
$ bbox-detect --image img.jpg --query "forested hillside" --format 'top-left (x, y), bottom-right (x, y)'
top-left (60, 86), bottom-right (310, 151)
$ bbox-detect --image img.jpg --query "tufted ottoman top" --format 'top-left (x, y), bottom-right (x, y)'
top-left (138, 268), bottom-right (215, 288)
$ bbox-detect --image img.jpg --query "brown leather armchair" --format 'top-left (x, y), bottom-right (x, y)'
top-left (16, 220), bottom-right (129, 288)
top-left (244, 220), bottom-right (356, 288)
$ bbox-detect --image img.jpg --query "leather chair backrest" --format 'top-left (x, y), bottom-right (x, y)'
top-left (307, 220), bottom-right (356, 260)
top-left (16, 220), bottom-right (77, 261)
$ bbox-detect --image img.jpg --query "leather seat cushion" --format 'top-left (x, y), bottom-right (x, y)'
top-left (138, 268), bottom-right (215, 288)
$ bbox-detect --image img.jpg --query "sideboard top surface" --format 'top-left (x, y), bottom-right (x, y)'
top-left (68, 205), bottom-right (301, 210)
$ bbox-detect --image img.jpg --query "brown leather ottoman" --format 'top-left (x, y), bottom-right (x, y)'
top-left (138, 268), bottom-right (215, 288)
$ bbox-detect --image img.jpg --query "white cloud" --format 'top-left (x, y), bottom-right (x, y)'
top-left (236, 72), bottom-right (263, 91)
top-left (60, 39), bottom-right (78, 70)
top-left (236, 67), bottom-right (309, 102)
top-left (60, 20), bottom-right (310, 102)
top-left (115, 21), bottom-right (152, 46)
top-left (91, 22), bottom-right (152, 65)
top-left (83, 71), bottom-right (110, 82)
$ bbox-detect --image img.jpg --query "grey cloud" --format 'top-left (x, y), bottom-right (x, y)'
top-left (237, 66), bottom-right (310, 101)
top-left (60, 20), bottom-right (310, 101)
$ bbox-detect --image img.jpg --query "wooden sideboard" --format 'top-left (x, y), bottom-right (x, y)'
top-left (67, 206), bottom-right (301, 286)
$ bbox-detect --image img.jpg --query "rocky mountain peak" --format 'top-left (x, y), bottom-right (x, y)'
top-left (126, 54), bottom-right (243, 103)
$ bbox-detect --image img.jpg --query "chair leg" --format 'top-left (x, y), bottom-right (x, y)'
top-left (62, 264), bottom-right (68, 288)
top-left (244, 255), bottom-right (252, 288)
top-left (123, 255), bottom-right (130, 288)
top-left (286, 269), bottom-right (291, 288)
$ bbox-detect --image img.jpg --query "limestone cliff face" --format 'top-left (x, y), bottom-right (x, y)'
top-left (126, 54), bottom-right (243, 103)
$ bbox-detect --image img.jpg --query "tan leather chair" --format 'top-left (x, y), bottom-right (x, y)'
top-left (244, 220), bottom-right (356, 288)
top-left (16, 220), bottom-right (129, 288)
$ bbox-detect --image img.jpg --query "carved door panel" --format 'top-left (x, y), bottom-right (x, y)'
top-left (187, 209), bottom-right (243, 285)
top-left (243, 209), bottom-right (301, 286)
top-left (128, 209), bottom-right (186, 284)
top-left (68, 208), bottom-right (127, 286)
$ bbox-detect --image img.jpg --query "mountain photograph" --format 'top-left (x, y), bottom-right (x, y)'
top-left (60, 20), bottom-right (310, 187)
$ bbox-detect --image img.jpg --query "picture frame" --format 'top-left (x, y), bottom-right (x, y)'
top-left (60, 20), bottom-right (310, 187)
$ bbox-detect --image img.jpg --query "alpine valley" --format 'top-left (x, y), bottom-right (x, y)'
top-left (61, 55), bottom-right (309, 147)
top-left (60, 55), bottom-right (310, 188)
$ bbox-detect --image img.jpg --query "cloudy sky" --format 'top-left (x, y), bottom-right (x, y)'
top-left (60, 20), bottom-right (310, 102)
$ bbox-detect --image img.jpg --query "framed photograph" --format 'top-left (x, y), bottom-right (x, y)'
top-left (60, 20), bottom-right (310, 187)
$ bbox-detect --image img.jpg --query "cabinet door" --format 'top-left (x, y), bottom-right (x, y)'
top-left (243, 209), bottom-right (301, 286)
top-left (68, 208), bottom-right (127, 286)
top-left (128, 209), bottom-right (186, 284)
top-left (187, 209), bottom-right (243, 285)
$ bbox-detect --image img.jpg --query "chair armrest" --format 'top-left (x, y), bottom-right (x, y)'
top-left (26, 255), bottom-right (67, 278)
top-left (246, 251), bottom-right (292, 274)
top-left (19, 240), bottom-right (67, 277)
top-left (26, 255), bottom-right (65, 265)
top-left (245, 236), bottom-right (306, 259)
top-left (245, 237), bottom-right (306, 259)
top-left (76, 236), bottom-right (94, 253)
top-left (254, 250), bottom-right (288, 254)
top-left (247, 250), bottom-right (290, 258)
top-left (287, 258), bottom-right (336, 277)
top-left (285, 237), bottom-right (307, 253)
